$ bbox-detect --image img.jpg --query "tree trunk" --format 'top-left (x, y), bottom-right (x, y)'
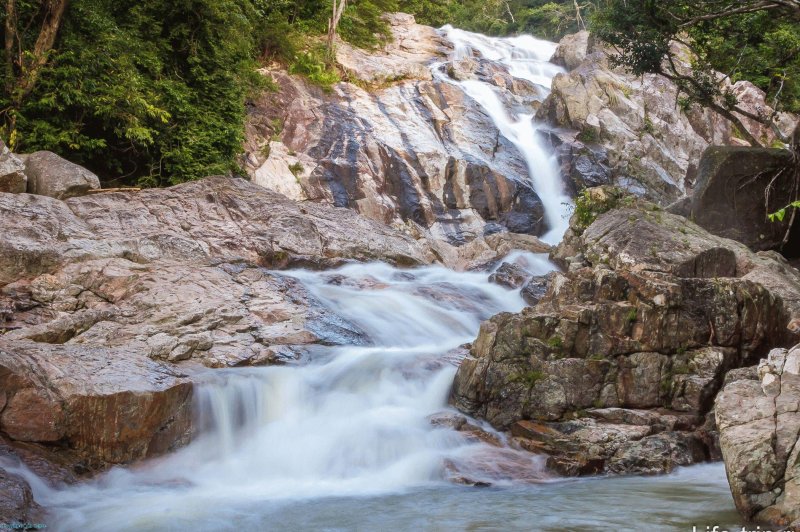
top-left (17, 0), bottom-right (69, 99)
top-left (4, 0), bottom-right (16, 95)
top-left (574, 0), bottom-right (586, 30)
top-left (327, 0), bottom-right (346, 58)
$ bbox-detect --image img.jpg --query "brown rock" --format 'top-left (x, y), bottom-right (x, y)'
top-left (0, 388), bottom-right (65, 442)
top-left (488, 262), bottom-right (531, 289)
top-left (0, 340), bottom-right (192, 470)
top-left (451, 193), bottom-right (796, 477)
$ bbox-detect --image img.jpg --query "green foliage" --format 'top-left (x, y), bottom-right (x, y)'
top-left (0, 0), bottom-right (404, 186)
top-left (593, 0), bottom-right (800, 127)
top-left (4, 0), bottom-right (262, 186)
top-left (571, 186), bottom-right (629, 233)
top-left (398, 0), bottom-right (596, 40)
top-left (512, 369), bottom-right (546, 387)
top-left (288, 47), bottom-right (341, 90)
top-left (626, 307), bottom-right (637, 323)
top-left (576, 127), bottom-right (599, 143)
top-left (642, 116), bottom-right (655, 136)
top-left (546, 335), bottom-right (563, 349)
top-left (288, 161), bottom-right (304, 176)
top-left (340, 0), bottom-right (398, 49)
top-left (690, 10), bottom-right (800, 114)
top-left (769, 200), bottom-right (800, 222)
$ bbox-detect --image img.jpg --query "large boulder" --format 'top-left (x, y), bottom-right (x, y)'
top-left (683, 146), bottom-right (797, 252)
top-left (0, 176), bottom-right (435, 287)
top-left (24, 150), bottom-right (101, 199)
top-left (0, 341), bottom-right (192, 470)
top-left (0, 140), bottom-right (26, 193)
top-left (451, 191), bottom-right (799, 476)
top-left (716, 346), bottom-right (800, 528)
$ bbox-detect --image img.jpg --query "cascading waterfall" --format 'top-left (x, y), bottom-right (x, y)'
top-left (2, 28), bottom-right (741, 532)
top-left (7, 255), bottom-right (553, 531)
top-left (439, 26), bottom-right (573, 243)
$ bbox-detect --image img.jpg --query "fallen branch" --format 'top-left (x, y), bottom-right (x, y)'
top-left (85, 187), bottom-right (141, 194)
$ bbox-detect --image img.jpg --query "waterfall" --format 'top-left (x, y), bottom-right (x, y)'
top-left (13, 256), bottom-right (554, 532)
top-left (0, 26), bottom-right (745, 531)
top-left (439, 26), bottom-right (573, 243)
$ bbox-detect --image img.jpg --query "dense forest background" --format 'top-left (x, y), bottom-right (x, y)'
top-left (1, 0), bottom-right (798, 186)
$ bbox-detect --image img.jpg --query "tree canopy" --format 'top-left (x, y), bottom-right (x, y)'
top-left (2, 0), bottom-right (797, 186)
top-left (593, 0), bottom-right (800, 146)
top-left (0, 0), bottom-right (406, 186)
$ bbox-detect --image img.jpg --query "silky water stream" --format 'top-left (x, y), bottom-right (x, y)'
top-left (5, 256), bottom-right (741, 531)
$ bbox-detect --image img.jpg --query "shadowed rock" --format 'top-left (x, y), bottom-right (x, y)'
top-left (683, 146), bottom-right (797, 252)
top-left (24, 151), bottom-right (101, 199)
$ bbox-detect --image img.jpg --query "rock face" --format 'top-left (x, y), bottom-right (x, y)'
top-left (682, 146), bottom-right (797, 252)
top-left (538, 34), bottom-right (798, 204)
top-left (335, 13), bottom-right (446, 84)
top-left (0, 140), bottom-right (26, 194)
top-left (451, 190), bottom-right (799, 476)
top-left (716, 347), bottom-right (800, 528)
top-left (0, 175), bottom-right (445, 478)
top-left (24, 150), bottom-right (101, 199)
top-left (0, 176), bottom-right (433, 286)
top-left (244, 14), bottom-right (552, 245)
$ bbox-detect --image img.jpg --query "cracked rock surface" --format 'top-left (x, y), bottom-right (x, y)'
top-left (717, 346), bottom-right (800, 528)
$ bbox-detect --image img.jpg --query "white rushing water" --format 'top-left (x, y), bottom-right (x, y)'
top-left (439, 26), bottom-right (573, 244)
top-left (7, 256), bottom-right (555, 531)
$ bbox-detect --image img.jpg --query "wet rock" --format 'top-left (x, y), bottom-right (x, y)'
top-left (0, 170), bottom-right (440, 476)
top-left (538, 130), bottom-right (613, 196)
top-left (0, 340), bottom-right (192, 471)
top-left (488, 262), bottom-right (531, 289)
top-left (606, 432), bottom-right (706, 475)
top-left (24, 151), bottom-right (101, 199)
top-left (686, 146), bottom-right (797, 252)
top-left (0, 467), bottom-right (41, 524)
top-left (511, 414), bottom-right (706, 477)
top-left (716, 346), bottom-right (800, 528)
top-left (0, 140), bottom-right (26, 193)
top-left (520, 274), bottom-right (552, 306)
